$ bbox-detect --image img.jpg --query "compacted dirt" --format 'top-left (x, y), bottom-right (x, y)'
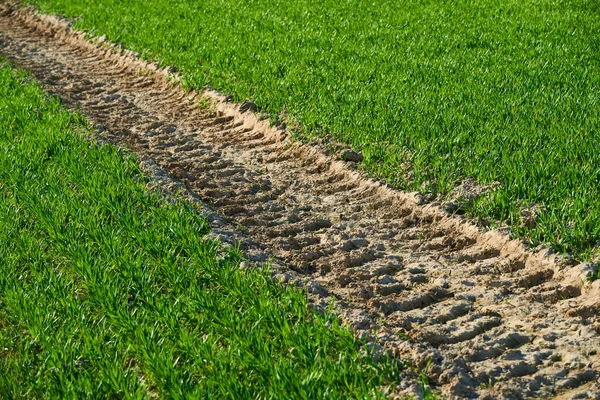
top-left (1, 4), bottom-right (600, 398)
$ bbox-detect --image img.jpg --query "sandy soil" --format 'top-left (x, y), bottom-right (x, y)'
top-left (1, 4), bottom-right (599, 398)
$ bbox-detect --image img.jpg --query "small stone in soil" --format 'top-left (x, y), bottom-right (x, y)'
top-left (340, 149), bottom-right (363, 162)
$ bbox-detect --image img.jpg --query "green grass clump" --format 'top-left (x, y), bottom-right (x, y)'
top-left (0, 63), bottom-right (403, 398)
top-left (28, 0), bottom-right (600, 259)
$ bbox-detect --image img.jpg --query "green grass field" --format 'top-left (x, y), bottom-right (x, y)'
top-left (29, 0), bottom-right (600, 259)
top-left (0, 62), bottom-right (411, 398)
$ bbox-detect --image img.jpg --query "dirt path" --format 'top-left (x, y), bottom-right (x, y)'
top-left (1, 4), bottom-right (599, 398)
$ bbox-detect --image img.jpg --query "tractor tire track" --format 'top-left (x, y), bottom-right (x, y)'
top-left (1, 4), bottom-right (599, 398)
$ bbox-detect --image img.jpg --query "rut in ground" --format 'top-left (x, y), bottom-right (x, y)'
top-left (1, 5), bottom-right (600, 399)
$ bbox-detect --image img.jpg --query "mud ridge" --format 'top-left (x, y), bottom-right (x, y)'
top-left (1, 3), bottom-right (600, 398)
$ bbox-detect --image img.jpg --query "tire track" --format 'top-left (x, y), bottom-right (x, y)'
top-left (1, 4), bottom-right (599, 398)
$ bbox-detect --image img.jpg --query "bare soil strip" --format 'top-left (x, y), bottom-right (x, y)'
top-left (1, 4), bottom-right (599, 398)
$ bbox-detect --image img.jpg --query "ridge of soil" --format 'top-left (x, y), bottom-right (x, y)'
top-left (1, 3), bottom-right (599, 398)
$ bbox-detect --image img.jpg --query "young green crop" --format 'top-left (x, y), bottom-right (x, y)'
top-left (28, 0), bottom-right (600, 259)
top-left (0, 62), bottom-right (409, 398)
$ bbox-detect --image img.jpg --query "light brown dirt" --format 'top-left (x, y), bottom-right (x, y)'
top-left (1, 4), bottom-right (600, 398)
